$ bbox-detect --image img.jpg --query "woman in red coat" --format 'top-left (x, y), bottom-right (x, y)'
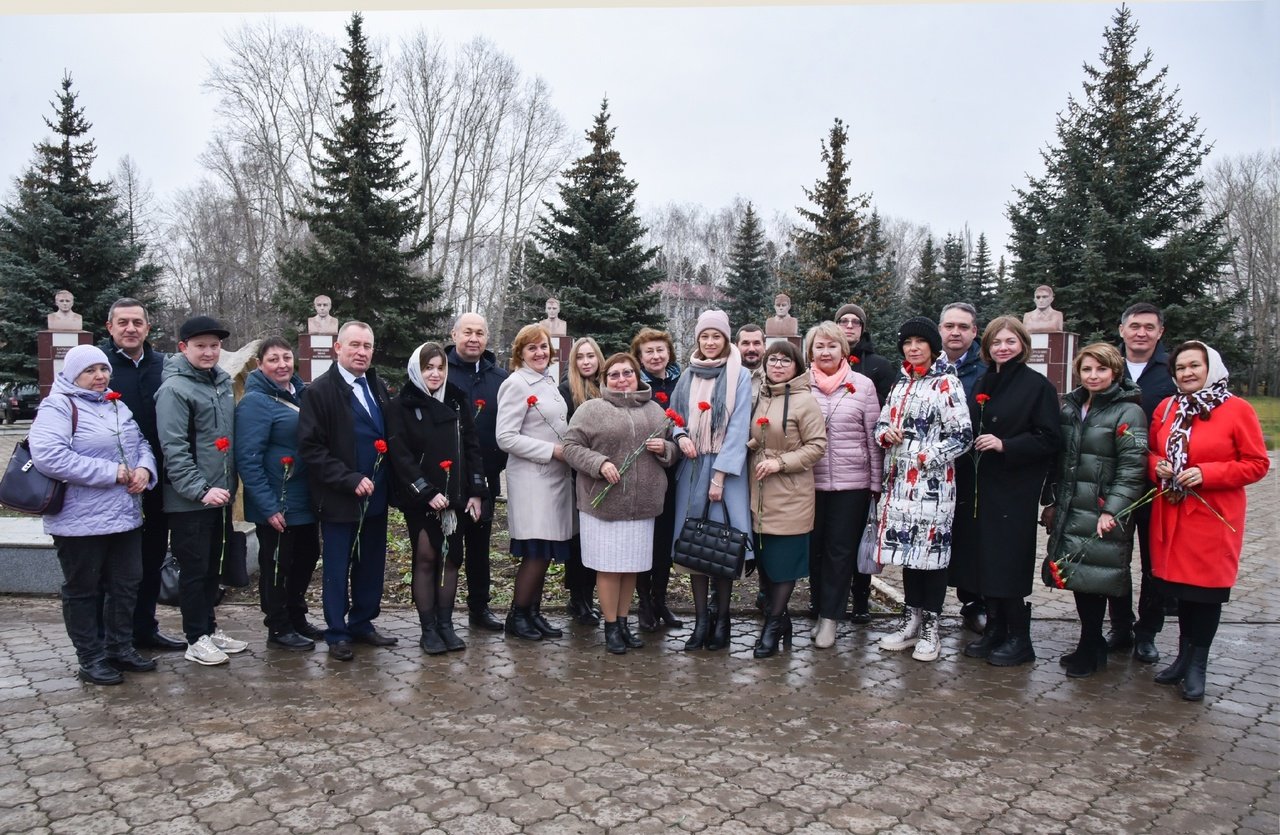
top-left (1148, 341), bottom-right (1270, 701)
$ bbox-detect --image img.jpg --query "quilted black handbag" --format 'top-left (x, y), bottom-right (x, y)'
top-left (0, 398), bottom-right (77, 515)
top-left (673, 501), bottom-right (751, 580)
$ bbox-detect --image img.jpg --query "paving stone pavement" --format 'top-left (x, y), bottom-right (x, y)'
top-left (1, 458), bottom-right (1276, 834)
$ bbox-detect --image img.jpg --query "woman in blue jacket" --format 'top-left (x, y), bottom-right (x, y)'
top-left (29, 345), bottom-right (157, 685)
top-left (234, 338), bottom-right (319, 650)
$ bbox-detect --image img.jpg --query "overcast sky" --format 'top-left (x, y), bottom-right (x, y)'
top-left (0, 2), bottom-right (1275, 261)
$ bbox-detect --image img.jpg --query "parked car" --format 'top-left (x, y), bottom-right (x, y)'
top-left (4, 383), bottom-right (41, 424)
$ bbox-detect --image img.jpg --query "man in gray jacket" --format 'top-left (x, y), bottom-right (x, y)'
top-left (155, 316), bottom-right (247, 666)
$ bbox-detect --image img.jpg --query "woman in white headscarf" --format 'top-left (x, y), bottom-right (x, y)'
top-left (386, 342), bottom-right (486, 654)
top-left (1147, 341), bottom-right (1269, 701)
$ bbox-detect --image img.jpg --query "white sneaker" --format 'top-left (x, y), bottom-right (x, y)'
top-left (185, 635), bottom-right (229, 666)
top-left (912, 611), bottom-right (941, 662)
top-left (879, 607), bottom-right (923, 652)
top-left (210, 628), bottom-right (248, 654)
top-left (814, 617), bottom-right (838, 649)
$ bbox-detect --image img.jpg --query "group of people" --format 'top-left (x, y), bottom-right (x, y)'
top-left (28, 296), bottom-right (1268, 703)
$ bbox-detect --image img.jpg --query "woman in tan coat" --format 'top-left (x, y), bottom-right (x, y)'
top-left (748, 341), bottom-right (827, 657)
top-left (495, 324), bottom-right (574, 642)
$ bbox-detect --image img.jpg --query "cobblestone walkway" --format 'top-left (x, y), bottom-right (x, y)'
top-left (1, 458), bottom-right (1275, 833)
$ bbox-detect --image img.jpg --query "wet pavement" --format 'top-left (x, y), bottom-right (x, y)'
top-left (1, 458), bottom-right (1276, 833)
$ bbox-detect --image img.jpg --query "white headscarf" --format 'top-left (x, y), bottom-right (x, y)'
top-left (407, 342), bottom-right (449, 402)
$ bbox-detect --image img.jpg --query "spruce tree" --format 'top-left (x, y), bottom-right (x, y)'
top-left (940, 233), bottom-right (970, 306)
top-left (526, 100), bottom-right (664, 354)
top-left (276, 13), bottom-right (438, 374)
top-left (723, 202), bottom-right (773, 329)
top-left (0, 76), bottom-right (160, 377)
top-left (907, 236), bottom-right (946, 321)
top-left (1007, 6), bottom-right (1231, 348)
top-left (852, 210), bottom-right (904, 326)
top-left (790, 118), bottom-right (870, 325)
top-left (969, 233), bottom-right (999, 321)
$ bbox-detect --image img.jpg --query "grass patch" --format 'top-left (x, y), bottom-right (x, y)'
top-left (1244, 396), bottom-right (1279, 450)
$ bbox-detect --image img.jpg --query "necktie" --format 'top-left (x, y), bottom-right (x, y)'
top-left (354, 376), bottom-right (382, 424)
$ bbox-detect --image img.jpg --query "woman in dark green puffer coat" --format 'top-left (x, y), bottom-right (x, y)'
top-left (1040, 343), bottom-right (1148, 678)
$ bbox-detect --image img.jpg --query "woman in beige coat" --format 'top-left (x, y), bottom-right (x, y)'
top-left (495, 324), bottom-right (574, 642)
top-left (748, 340), bottom-right (827, 657)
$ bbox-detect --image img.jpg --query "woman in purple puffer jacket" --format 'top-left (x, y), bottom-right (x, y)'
top-left (805, 321), bottom-right (884, 648)
top-left (29, 345), bottom-right (158, 686)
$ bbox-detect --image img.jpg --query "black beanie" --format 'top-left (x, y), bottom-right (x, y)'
top-left (897, 317), bottom-right (942, 356)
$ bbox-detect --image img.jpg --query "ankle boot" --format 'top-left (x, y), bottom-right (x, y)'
top-left (653, 596), bottom-right (683, 629)
top-left (964, 608), bottom-right (1006, 658)
top-left (1064, 634), bottom-right (1107, 678)
top-left (436, 607), bottom-right (465, 651)
top-left (880, 606), bottom-right (923, 652)
top-left (603, 621), bottom-right (627, 654)
top-left (418, 617), bottom-right (448, 655)
top-left (530, 605), bottom-right (563, 638)
top-left (636, 596), bottom-right (659, 633)
top-left (683, 611), bottom-right (709, 651)
top-left (912, 611), bottom-right (942, 662)
top-left (705, 610), bottom-right (732, 651)
top-left (505, 607), bottom-right (543, 641)
top-left (989, 602), bottom-right (1036, 666)
top-left (754, 614), bottom-right (786, 658)
top-left (618, 617), bottom-right (645, 649)
top-left (1155, 639), bottom-right (1191, 685)
top-left (850, 591), bottom-right (872, 625)
top-left (1179, 646), bottom-right (1210, 701)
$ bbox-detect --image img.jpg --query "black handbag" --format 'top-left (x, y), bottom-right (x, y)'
top-left (158, 553), bottom-right (181, 606)
top-left (0, 398), bottom-right (77, 515)
top-left (673, 501), bottom-right (751, 580)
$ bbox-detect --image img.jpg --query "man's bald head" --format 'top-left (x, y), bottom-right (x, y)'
top-left (452, 312), bottom-right (490, 362)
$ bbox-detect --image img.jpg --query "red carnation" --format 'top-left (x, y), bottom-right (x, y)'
top-left (105, 391), bottom-right (122, 401)
top-left (214, 437), bottom-right (230, 452)
top-left (849, 356), bottom-right (860, 365)
top-left (373, 439), bottom-right (388, 454)
top-left (655, 392), bottom-right (669, 405)
top-left (280, 456), bottom-right (294, 467)
top-left (906, 468), bottom-right (919, 485)
top-left (440, 460), bottom-right (452, 472)
top-left (526, 395), bottom-right (538, 407)
top-left (975, 394), bottom-right (991, 405)
top-left (918, 452), bottom-right (927, 466)
top-left (1117, 423), bottom-right (1130, 436)
top-left (475, 399), bottom-right (486, 409)
top-left (844, 383), bottom-right (855, 393)
top-left (756, 417), bottom-right (770, 426)
top-left (698, 401), bottom-right (711, 412)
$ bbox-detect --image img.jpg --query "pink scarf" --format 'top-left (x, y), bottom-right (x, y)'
top-left (809, 362), bottom-right (849, 396)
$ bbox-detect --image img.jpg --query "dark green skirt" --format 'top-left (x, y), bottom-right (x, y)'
top-left (756, 533), bottom-right (810, 582)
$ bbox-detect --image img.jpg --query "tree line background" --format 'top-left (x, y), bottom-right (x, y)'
top-left (1, 8), bottom-right (1276, 393)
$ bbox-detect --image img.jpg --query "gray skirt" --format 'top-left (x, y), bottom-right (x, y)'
top-left (579, 514), bottom-right (654, 573)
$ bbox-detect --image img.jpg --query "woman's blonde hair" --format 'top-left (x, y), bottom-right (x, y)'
top-left (979, 316), bottom-right (1032, 365)
top-left (803, 321), bottom-right (849, 361)
top-left (1072, 342), bottom-right (1124, 380)
top-left (565, 337), bottom-right (603, 406)
top-left (509, 324), bottom-right (552, 371)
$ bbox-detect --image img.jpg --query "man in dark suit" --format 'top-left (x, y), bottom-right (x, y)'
top-left (1109, 302), bottom-right (1179, 664)
top-left (298, 321), bottom-right (398, 661)
top-left (100, 298), bottom-right (186, 651)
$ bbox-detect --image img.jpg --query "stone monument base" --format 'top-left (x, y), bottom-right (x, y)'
top-left (37, 330), bottom-right (93, 398)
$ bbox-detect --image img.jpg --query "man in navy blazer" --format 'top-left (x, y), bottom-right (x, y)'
top-left (297, 321), bottom-right (398, 661)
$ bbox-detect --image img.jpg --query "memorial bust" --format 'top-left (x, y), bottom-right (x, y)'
top-left (538, 297), bottom-right (568, 337)
top-left (1023, 285), bottom-right (1064, 334)
top-left (46, 289), bottom-right (83, 332)
top-left (764, 293), bottom-right (798, 337)
top-left (307, 294), bottom-right (338, 335)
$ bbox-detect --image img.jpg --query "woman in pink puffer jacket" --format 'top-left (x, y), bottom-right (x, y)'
top-left (805, 321), bottom-right (884, 648)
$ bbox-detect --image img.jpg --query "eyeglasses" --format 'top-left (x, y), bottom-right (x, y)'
top-left (765, 356), bottom-right (795, 367)
top-left (837, 316), bottom-right (863, 327)
top-left (606, 368), bottom-right (637, 380)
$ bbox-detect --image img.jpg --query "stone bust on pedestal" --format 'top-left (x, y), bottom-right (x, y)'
top-left (307, 294), bottom-right (339, 335)
top-left (1023, 285), bottom-right (1064, 334)
top-left (538, 297), bottom-right (568, 337)
top-left (46, 289), bottom-right (83, 332)
top-left (764, 293), bottom-right (798, 337)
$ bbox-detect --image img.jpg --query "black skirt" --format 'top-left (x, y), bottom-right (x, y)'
top-left (1157, 577), bottom-right (1230, 604)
